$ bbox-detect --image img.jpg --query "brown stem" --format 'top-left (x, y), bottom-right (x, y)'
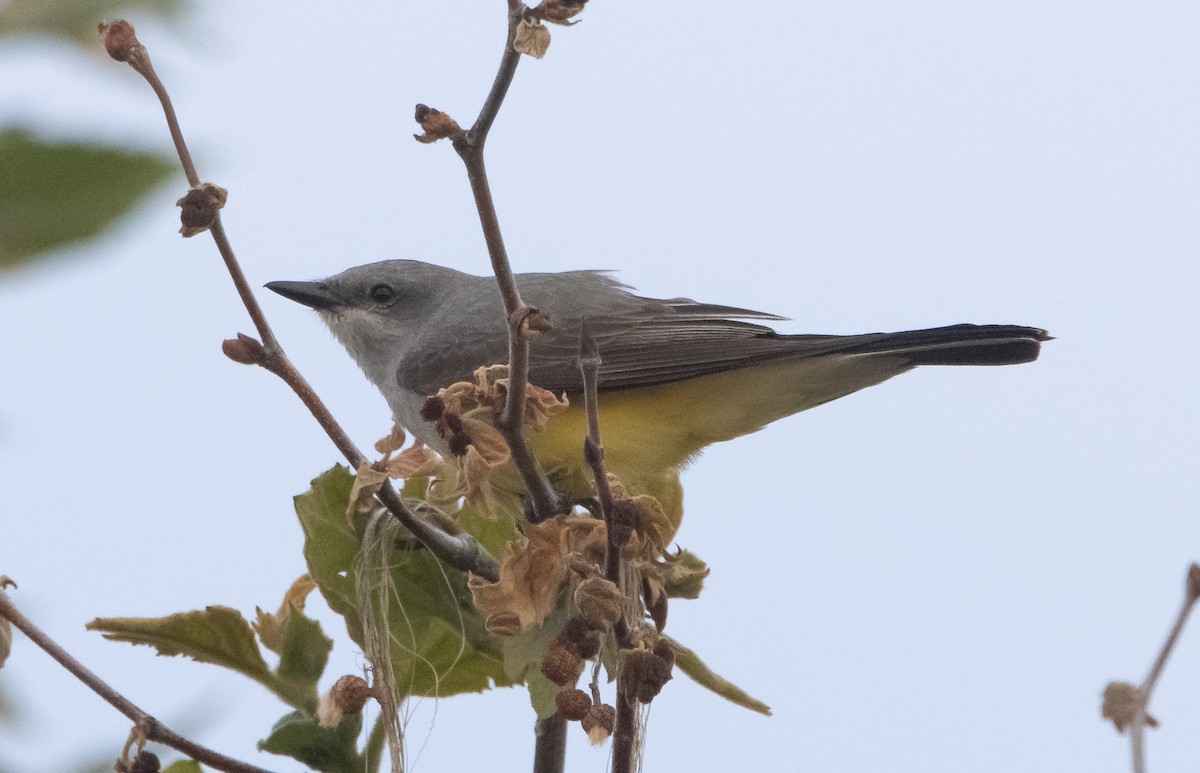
top-left (122, 43), bottom-right (199, 188)
top-left (532, 713), bottom-right (566, 773)
top-left (442, 2), bottom-right (561, 522)
top-left (105, 22), bottom-right (499, 581)
top-left (610, 689), bottom-right (637, 773)
top-left (1129, 563), bottom-right (1200, 773)
top-left (578, 322), bottom-right (636, 773)
top-left (1139, 564), bottom-right (1200, 697)
top-left (577, 321), bottom-right (628, 641)
top-left (0, 586), bottom-right (276, 773)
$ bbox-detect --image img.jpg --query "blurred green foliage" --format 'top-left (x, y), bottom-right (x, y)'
top-left (0, 0), bottom-right (187, 274)
top-left (0, 0), bottom-right (184, 49)
top-left (0, 130), bottom-right (174, 270)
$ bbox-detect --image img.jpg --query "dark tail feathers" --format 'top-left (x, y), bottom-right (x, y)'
top-left (847, 324), bottom-right (1051, 366)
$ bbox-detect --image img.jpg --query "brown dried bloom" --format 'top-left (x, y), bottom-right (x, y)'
top-left (1101, 681), bottom-right (1158, 732)
top-left (513, 18), bottom-right (551, 58)
top-left (619, 639), bottom-right (675, 704)
top-left (575, 576), bottom-right (623, 631)
top-left (177, 183), bottom-right (228, 237)
top-left (470, 517), bottom-right (567, 631)
top-left (413, 104), bottom-right (463, 144)
top-left (537, 0), bottom-right (588, 25)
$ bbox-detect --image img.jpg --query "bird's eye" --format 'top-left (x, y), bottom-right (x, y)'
top-left (368, 283), bottom-right (395, 305)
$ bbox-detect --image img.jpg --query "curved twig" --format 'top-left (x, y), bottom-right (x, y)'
top-left (423, 2), bottom-right (562, 523)
top-left (578, 322), bottom-right (636, 773)
top-left (0, 584), bottom-right (276, 773)
top-left (1127, 564), bottom-right (1200, 773)
top-left (99, 21), bottom-right (499, 582)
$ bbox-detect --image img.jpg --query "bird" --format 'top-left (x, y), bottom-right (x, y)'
top-left (267, 259), bottom-right (1048, 532)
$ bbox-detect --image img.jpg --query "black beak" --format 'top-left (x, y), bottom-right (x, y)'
top-left (265, 280), bottom-right (341, 311)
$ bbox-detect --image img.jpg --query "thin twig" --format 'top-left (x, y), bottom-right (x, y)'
top-left (101, 21), bottom-right (499, 582)
top-left (0, 584), bottom-right (276, 773)
top-left (434, 2), bottom-right (561, 522)
top-left (1128, 563), bottom-right (1200, 773)
top-left (578, 321), bottom-right (636, 773)
top-left (578, 321), bottom-right (622, 618)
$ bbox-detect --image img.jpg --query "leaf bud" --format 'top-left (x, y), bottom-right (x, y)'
top-left (221, 333), bottom-right (266, 365)
top-left (99, 20), bottom-right (140, 62)
top-left (515, 307), bottom-right (552, 340)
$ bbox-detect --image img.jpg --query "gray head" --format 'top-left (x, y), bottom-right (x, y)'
top-left (266, 259), bottom-right (477, 391)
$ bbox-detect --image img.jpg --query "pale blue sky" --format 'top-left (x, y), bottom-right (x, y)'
top-left (2, 2), bottom-right (1198, 771)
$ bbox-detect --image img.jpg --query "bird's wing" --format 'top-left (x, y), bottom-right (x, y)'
top-left (398, 270), bottom-right (1048, 396)
top-left (525, 297), bottom-right (1048, 393)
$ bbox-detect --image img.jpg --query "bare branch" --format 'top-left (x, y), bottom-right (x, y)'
top-left (578, 321), bottom-right (636, 773)
top-left (416, 3), bottom-right (563, 522)
top-left (0, 584), bottom-right (276, 773)
top-left (578, 321), bottom-right (622, 613)
top-left (1105, 563), bottom-right (1200, 773)
top-left (100, 20), bottom-right (499, 582)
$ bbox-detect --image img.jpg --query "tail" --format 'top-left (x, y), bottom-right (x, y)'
top-left (837, 324), bottom-right (1050, 367)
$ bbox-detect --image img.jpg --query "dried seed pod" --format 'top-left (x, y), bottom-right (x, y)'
top-left (581, 703), bottom-right (616, 745)
top-left (539, 636), bottom-right (583, 686)
top-left (129, 751), bottom-right (161, 773)
top-left (555, 688), bottom-right (593, 721)
top-left (331, 674), bottom-right (373, 715)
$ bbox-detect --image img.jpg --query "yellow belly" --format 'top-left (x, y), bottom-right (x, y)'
top-left (518, 355), bottom-right (908, 533)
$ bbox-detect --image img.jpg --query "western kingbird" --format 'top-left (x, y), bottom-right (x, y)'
top-left (268, 260), bottom-right (1047, 529)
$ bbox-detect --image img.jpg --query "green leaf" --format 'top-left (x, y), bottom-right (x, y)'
top-left (87, 606), bottom-right (313, 709)
top-left (663, 549), bottom-right (710, 599)
top-left (665, 635), bottom-right (772, 716)
top-left (296, 468), bottom-right (361, 626)
top-left (275, 608), bottom-right (332, 690)
top-left (259, 710), bottom-right (363, 773)
top-left (0, 129), bottom-right (173, 272)
top-left (253, 577), bottom-right (333, 698)
top-left (295, 466), bottom-right (516, 698)
top-left (0, 0), bottom-right (186, 48)
top-left (502, 599), bottom-right (572, 718)
top-left (364, 713), bottom-right (387, 773)
top-left (455, 498), bottom-right (522, 560)
top-left (161, 761), bottom-right (203, 773)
